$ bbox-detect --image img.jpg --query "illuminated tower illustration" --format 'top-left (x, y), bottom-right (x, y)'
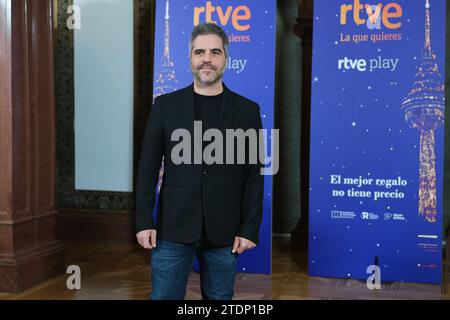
top-left (401, 0), bottom-right (445, 223)
top-left (153, 0), bottom-right (178, 100)
top-left (153, 0), bottom-right (180, 189)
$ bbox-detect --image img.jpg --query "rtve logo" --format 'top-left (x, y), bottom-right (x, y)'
top-left (194, 1), bottom-right (251, 31)
top-left (340, 0), bottom-right (403, 30)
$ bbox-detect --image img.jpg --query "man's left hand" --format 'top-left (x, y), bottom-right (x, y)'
top-left (232, 236), bottom-right (256, 254)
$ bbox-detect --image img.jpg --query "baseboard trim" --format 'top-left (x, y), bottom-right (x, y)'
top-left (57, 209), bottom-right (136, 243)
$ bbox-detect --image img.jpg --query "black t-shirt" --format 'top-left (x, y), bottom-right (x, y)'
top-left (194, 92), bottom-right (223, 132)
top-left (193, 91), bottom-right (223, 247)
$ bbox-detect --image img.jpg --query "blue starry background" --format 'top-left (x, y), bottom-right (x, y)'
top-left (153, 0), bottom-right (276, 274)
top-left (309, 0), bottom-right (446, 284)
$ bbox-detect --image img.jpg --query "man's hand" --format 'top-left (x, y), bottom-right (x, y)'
top-left (136, 229), bottom-right (157, 250)
top-left (232, 236), bottom-right (256, 254)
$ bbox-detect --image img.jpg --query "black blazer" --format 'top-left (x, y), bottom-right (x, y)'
top-left (135, 83), bottom-right (264, 246)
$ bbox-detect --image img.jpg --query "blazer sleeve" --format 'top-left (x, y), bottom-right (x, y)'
top-left (236, 103), bottom-right (264, 245)
top-left (135, 97), bottom-right (165, 233)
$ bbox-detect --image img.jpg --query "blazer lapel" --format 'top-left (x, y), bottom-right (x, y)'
top-left (176, 84), bottom-right (202, 161)
top-left (216, 83), bottom-right (236, 133)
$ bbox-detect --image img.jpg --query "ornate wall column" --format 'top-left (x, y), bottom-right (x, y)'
top-left (291, 0), bottom-right (313, 251)
top-left (0, 0), bottom-right (64, 292)
top-left (273, 0), bottom-right (302, 234)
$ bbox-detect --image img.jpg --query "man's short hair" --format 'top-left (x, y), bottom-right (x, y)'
top-left (189, 23), bottom-right (229, 57)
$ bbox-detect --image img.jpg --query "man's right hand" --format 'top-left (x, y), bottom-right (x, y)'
top-left (136, 229), bottom-right (157, 250)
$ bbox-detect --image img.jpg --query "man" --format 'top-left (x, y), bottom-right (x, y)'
top-left (136, 23), bottom-right (264, 300)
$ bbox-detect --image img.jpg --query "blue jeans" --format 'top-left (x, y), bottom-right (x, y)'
top-left (150, 240), bottom-right (238, 300)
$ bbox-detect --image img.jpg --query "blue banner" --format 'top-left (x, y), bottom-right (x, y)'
top-left (309, 0), bottom-right (446, 284)
top-left (152, 0), bottom-right (276, 274)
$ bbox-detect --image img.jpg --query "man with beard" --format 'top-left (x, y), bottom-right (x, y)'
top-left (136, 23), bottom-right (264, 300)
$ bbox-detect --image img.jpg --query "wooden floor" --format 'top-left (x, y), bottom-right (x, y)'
top-left (0, 237), bottom-right (449, 300)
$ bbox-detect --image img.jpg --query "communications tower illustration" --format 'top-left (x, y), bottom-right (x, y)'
top-left (153, 0), bottom-right (178, 100)
top-left (401, 0), bottom-right (445, 223)
top-left (153, 0), bottom-right (180, 190)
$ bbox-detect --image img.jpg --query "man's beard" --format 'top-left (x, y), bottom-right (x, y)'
top-left (191, 63), bottom-right (225, 86)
